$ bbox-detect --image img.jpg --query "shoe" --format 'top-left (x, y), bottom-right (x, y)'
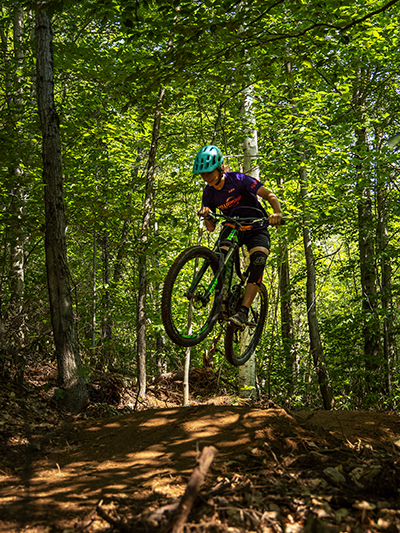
top-left (230, 307), bottom-right (249, 327)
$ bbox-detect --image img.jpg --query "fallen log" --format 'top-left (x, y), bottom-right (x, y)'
top-left (169, 445), bottom-right (218, 533)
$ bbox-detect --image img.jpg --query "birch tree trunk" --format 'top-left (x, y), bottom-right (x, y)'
top-left (238, 85), bottom-right (258, 399)
top-left (36, 9), bottom-right (88, 413)
top-left (10, 5), bottom-right (25, 310)
top-left (136, 88), bottom-right (165, 398)
top-left (299, 163), bottom-right (334, 410)
top-left (8, 5), bottom-right (26, 351)
top-left (101, 226), bottom-right (112, 346)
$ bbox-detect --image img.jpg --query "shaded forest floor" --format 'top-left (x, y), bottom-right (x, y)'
top-left (1, 364), bottom-right (400, 532)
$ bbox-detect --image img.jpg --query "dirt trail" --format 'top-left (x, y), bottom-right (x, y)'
top-left (1, 404), bottom-right (400, 532)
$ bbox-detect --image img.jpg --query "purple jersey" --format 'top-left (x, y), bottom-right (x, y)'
top-left (202, 172), bottom-right (268, 231)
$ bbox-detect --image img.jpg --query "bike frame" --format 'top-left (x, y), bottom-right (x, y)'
top-left (184, 228), bottom-right (240, 306)
top-left (184, 213), bottom-right (267, 311)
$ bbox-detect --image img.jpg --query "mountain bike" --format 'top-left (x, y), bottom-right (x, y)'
top-left (161, 208), bottom-right (270, 366)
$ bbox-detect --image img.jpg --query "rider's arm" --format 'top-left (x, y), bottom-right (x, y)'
top-left (257, 186), bottom-right (283, 226)
top-left (198, 206), bottom-right (216, 232)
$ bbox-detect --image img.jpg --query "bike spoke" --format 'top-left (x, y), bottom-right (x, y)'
top-left (224, 283), bottom-right (268, 366)
top-left (162, 246), bottom-right (221, 347)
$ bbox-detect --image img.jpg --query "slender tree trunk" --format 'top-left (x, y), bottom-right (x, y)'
top-left (152, 216), bottom-right (166, 375)
top-left (9, 6), bottom-right (26, 346)
top-left (279, 242), bottom-right (296, 393)
top-left (101, 226), bottom-right (112, 344)
top-left (375, 127), bottom-right (396, 396)
top-left (113, 160), bottom-right (141, 285)
top-left (36, 8), bottom-right (88, 413)
top-left (299, 163), bottom-right (334, 410)
top-left (355, 127), bottom-right (383, 396)
top-left (137, 88), bottom-right (165, 398)
top-left (92, 230), bottom-right (97, 348)
top-left (183, 225), bottom-right (203, 406)
top-left (279, 59), bottom-right (297, 396)
top-left (98, 142), bottom-right (113, 350)
top-left (276, 174), bottom-right (296, 395)
top-left (238, 85), bottom-right (258, 399)
top-left (9, 178), bottom-right (25, 308)
top-left (376, 177), bottom-right (395, 395)
top-left (284, 57), bottom-right (332, 408)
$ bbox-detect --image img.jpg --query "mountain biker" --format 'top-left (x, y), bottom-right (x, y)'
top-left (194, 144), bottom-right (283, 327)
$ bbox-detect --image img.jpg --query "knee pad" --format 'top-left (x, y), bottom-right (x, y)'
top-left (248, 251), bottom-right (267, 286)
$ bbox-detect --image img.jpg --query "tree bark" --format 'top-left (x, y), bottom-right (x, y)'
top-left (355, 126), bottom-right (383, 395)
top-left (101, 226), bottom-right (112, 346)
top-left (238, 85), bottom-right (258, 399)
top-left (170, 446), bottom-right (218, 533)
top-left (278, 58), bottom-right (297, 397)
top-left (276, 174), bottom-right (296, 395)
top-left (376, 175), bottom-right (395, 395)
top-left (299, 163), bottom-right (334, 410)
top-left (136, 88), bottom-right (165, 398)
top-left (279, 242), bottom-right (296, 393)
top-left (9, 6), bottom-right (26, 345)
top-left (36, 8), bottom-right (88, 413)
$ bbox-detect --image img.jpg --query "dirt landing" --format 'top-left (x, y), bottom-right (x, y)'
top-left (1, 405), bottom-right (400, 532)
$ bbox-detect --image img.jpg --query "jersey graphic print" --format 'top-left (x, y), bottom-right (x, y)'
top-left (202, 172), bottom-right (268, 232)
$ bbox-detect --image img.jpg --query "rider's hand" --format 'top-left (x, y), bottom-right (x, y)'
top-left (269, 212), bottom-right (283, 226)
top-left (198, 207), bottom-right (216, 232)
top-left (198, 207), bottom-right (211, 218)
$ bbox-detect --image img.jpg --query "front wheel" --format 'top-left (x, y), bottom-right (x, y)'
top-left (161, 246), bottom-right (222, 347)
top-left (224, 283), bottom-right (268, 366)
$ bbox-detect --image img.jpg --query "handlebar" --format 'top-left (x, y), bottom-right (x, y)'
top-left (204, 210), bottom-right (284, 227)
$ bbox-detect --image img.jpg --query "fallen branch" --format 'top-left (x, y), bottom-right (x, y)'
top-left (168, 446), bottom-right (218, 533)
top-left (96, 499), bottom-right (130, 532)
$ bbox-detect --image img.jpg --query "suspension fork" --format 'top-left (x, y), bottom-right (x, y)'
top-left (183, 252), bottom-right (230, 306)
top-left (185, 234), bottom-right (239, 305)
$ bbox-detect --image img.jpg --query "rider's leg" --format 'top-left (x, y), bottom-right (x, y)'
top-left (230, 244), bottom-right (269, 326)
top-left (242, 246), bottom-right (269, 307)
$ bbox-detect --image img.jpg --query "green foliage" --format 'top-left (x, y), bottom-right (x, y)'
top-left (1, 0), bottom-right (400, 408)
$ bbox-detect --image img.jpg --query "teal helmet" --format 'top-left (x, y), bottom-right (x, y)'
top-left (193, 145), bottom-right (224, 173)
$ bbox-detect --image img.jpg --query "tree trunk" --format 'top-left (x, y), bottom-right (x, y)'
top-left (92, 229), bottom-right (97, 348)
top-left (276, 174), bottom-right (296, 396)
top-left (376, 175), bottom-right (395, 395)
top-left (136, 88), bottom-right (165, 398)
top-left (374, 126), bottom-right (396, 397)
top-left (36, 8), bottom-right (88, 413)
top-left (101, 226), bottom-right (112, 345)
top-left (9, 6), bottom-right (26, 348)
top-left (355, 126), bottom-right (383, 396)
top-left (299, 163), bottom-right (334, 410)
top-left (238, 85), bottom-right (258, 399)
top-left (278, 58), bottom-right (297, 397)
top-left (278, 242), bottom-right (296, 393)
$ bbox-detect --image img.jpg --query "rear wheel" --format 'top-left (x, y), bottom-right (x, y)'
top-left (224, 283), bottom-right (268, 366)
top-left (161, 246), bottom-right (222, 347)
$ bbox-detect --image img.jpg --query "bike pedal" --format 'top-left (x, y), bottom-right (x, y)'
top-left (228, 319), bottom-right (246, 330)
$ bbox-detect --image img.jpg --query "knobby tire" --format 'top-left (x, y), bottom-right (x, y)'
top-left (161, 246), bottom-right (222, 347)
top-left (224, 283), bottom-right (268, 366)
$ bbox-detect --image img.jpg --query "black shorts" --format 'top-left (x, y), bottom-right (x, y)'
top-left (219, 227), bottom-right (270, 252)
